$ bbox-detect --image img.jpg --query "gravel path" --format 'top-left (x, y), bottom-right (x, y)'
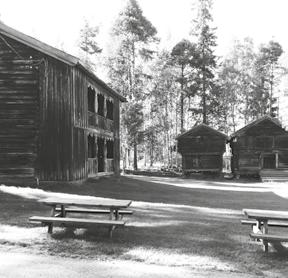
top-left (0, 250), bottom-right (259, 278)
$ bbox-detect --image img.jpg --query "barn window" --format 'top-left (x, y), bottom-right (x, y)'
top-left (106, 99), bottom-right (114, 120)
top-left (107, 140), bottom-right (114, 159)
top-left (97, 94), bottom-right (104, 116)
top-left (88, 135), bottom-right (96, 158)
top-left (88, 87), bottom-right (95, 113)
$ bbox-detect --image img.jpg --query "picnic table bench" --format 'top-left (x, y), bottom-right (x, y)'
top-left (242, 209), bottom-right (288, 252)
top-left (29, 197), bottom-right (132, 238)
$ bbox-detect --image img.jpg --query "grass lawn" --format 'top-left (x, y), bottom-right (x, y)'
top-left (1, 175), bottom-right (288, 277)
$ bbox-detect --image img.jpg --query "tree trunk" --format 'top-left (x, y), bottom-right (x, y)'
top-left (180, 65), bottom-right (184, 132)
top-left (133, 142), bottom-right (138, 170)
top-left (202, 67), bottom-right (207, 124)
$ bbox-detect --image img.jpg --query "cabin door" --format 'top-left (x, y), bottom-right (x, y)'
top-left (262, 154), bottom-right (276, 169)
top-left (97, 138), bottom-right (105, 172)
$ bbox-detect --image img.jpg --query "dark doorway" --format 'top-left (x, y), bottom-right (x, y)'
top-left (97, 94), bottom-right (104, 116)
top-left (88, 87), bottom-right (95, 113)
top-left (97, 138), bottom-right (105, 172)
top-left (262, 154), bottom-right (276, 169)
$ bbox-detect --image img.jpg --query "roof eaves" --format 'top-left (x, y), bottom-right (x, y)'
top-left (176, 123), bottom-right (227, 140)
top-left (231, 115), bottom-right (283, 137)
top-left (76, 62), bottom-right (126, 102)
top-left (0, 22), bottom-right (78, 66)
top-left (0, 22), bottom-right (126, 102)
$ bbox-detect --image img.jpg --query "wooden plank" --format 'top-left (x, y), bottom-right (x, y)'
top-left (241, 219), bottom-right (288, 227)
top-left (29, 216), bottom-right (125, 226)
top-left (250, 233), bottom-right (288, 242)
top-left (39, 197), bottom-right (132, 208)
top-left (54, 207), bottom-right (133, 215)
top-left (243, 209), bottom-right (288, 221)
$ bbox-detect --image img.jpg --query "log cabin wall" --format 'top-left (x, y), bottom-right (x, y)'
top-left (0, 23), bottom-right (124, 182)
top-left (231, 118), bottom-right (288, 175)
top-left (177, 125), bottom-right (227, 173)
top-left (0, 34), bottom-right (41, 179)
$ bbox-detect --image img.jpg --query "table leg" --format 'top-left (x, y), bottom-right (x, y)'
top-left (48, 205), bottom-right (56, 234)
top-left (60, 205), bottom-right (66, 217)
top-left (109, 208), bottom-right (114, 220)
top-left (50, 205), bottom-right (56, 216)
top-left (115, 209), bottom-right (120, 220)
top-left (262, 220), bottom-right (269, 252)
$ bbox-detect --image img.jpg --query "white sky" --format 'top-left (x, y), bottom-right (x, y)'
top-left (1, 0), bottom-right (288, 59)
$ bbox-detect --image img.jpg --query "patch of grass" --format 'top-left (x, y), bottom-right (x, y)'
top-left (1, 176), bottom-right (288, 276)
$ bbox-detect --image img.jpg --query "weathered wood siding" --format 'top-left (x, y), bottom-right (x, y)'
top-left (0, 33), bottom-right (122, 181)
top-left (37, 58), bottom-right (73, 181)
top-left (177, 126), bottom-right (226, 172)
top-left (0, 35), bottom-right (41, 178)
top-left (231, 119), bottom-right (288, 174)
top-left (72, 68), bottom-right (121, 180)
top-left (178, 135), bottom-right (225, 153)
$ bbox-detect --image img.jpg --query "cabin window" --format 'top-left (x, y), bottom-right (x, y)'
top-left (88, 135), bottom-right (96, 158)
top-left (107, 140), bottom-right (114, 159)
top-left (106, 99), bottom-right (114, 120)
top-left (97, 94), bottom-right (104, 116)
top-left (88, 87), bottom-right (95, 113)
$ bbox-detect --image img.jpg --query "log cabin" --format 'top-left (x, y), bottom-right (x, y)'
top-left (176, 124), bottom-right (227, 175)
top-left (0, 22), bottom-right (126, 182)
top-left (230, 115), bottom-right (288, 180)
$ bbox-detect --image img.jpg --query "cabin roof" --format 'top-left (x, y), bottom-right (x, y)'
top-left (231, 115), bottom-right (285, 137)
top-left (176, 123), bottom-right (228, 140)
top-left (0, 22), bottom-right (126, 102)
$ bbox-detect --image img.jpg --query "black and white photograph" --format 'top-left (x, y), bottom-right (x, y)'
top-left (0, 0), bottom-right (288, 277)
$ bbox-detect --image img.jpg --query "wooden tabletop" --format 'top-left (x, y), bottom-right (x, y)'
top-left (39, 197), bottom-right (132, 209)
top-left (243, 209), bottom-right (288, 221)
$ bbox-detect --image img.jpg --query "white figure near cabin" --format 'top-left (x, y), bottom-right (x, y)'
top-left (223, 143), bottom-right (232, 174)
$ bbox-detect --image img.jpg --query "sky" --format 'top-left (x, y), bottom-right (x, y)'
top-left (1, 0), bottom-right (288, 59)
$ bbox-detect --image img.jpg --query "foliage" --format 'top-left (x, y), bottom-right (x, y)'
top-left (102, 0), bottom-right (287, 169)
top-left (253, 41), bottom-right (284, 117)
top-left (171, 39), bottom-right (198, 132)
top-left (78, 20), bottom-right (102, 70)
top-left (107, 0), bottom-right (158, 170)
top-left (217, 38), bottom-right (256, 132)
top-left (190, 0), bottom-right (218, 124)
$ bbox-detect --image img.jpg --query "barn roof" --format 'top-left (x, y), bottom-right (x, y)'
top-left (0, 22), bottom-right (126, 102)
top-left (176, 123), bottom-right (227, 140)
top-left (231, 115), bottom-right (284, 137)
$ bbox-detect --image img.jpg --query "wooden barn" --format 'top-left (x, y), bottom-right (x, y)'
top-left (230, 115), bottom-right (288, 180)
top-left (0, 22), bottom-right (126, 182)
top-left (176, 124), bottom-right (227, 174)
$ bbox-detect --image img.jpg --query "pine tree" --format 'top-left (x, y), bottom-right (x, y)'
top-left (190, 0), bottom-right (217, 124)
top-left (78, 20), bottom-right (102, 71)
top-left (171, 39), bottom-right (197, 132)
top-left (108, 0), bottom-right (158, 170)
top-left (253, 41), bottom-right (283, 117)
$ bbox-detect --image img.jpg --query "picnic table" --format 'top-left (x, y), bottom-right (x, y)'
top-left (29, 196), bottom-right (132, 238)
top-left (242, 209), bottom-right (288, 252)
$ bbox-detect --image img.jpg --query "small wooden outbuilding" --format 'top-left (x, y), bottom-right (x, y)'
top-left (176, 124), bottom-right (227, 174)
top-left (230, 115), bottom-right (288, 177)
top-left (0, 22), bottom-right (126, 182)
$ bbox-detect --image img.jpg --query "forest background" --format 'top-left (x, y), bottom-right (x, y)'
top-left (2, 0), bottom-right (288, 170)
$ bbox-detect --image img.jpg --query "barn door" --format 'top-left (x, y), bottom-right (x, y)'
top-left (262, 154), bottom-right (276, 169)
